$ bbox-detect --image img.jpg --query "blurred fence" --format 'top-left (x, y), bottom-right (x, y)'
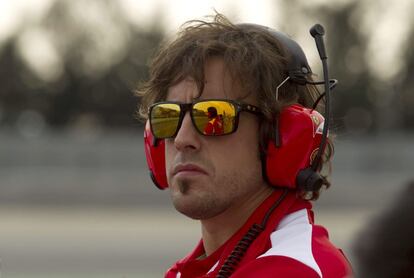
top-left (1, 129), bottom-right (413, 208)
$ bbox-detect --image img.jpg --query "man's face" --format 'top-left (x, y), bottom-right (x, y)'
top-left (165, 58), bottom-right (265, 220)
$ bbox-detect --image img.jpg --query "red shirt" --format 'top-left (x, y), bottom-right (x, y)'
top-left (165, 190), bottom-right (353, 277)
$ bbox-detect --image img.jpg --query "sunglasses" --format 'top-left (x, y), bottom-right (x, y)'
top-left (149, 99), bottom-right (262, 139)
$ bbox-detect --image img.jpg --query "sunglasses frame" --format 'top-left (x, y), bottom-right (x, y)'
top-left (149, 99), bottom-right (262, 139)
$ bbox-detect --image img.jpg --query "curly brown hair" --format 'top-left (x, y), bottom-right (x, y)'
top-left (137, 13), bottom-right (332, 200)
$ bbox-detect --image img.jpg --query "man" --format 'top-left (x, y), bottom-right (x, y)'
top-left (204, 107), bottom-right (224, 135)
top-left (139, 14), bottom-right (352, 277)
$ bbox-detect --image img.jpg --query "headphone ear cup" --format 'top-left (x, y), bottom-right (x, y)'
top-left (264, 104), bottom-right (325, 189)
top-left (144, 120), bottom-right (168, 189)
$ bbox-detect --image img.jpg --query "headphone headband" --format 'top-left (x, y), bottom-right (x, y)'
top-left (236, 23), bottom-right (311, 85)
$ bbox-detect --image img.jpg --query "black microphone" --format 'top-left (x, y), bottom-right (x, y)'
top-left (309, 23), bottom-right (330, 172)
top-left (297, 23), bottom-right (334, 190)
top-left (310, 24), bottom-right (327, 60)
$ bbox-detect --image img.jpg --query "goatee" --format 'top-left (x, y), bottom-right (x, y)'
top-left (178, 180), bottom-right (190, 194)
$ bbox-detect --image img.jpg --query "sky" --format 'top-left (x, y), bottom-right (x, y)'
top-left (0, 0), bottom-right (412, 81)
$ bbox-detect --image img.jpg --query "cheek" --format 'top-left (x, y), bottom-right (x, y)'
top-left (164, 141), bottom-right (175, 180)
top-left (236, 141), bottom-right (261, 171)
top-left (235, 116), bottom-right (261, 156)
top-left (231, 118), bottom-right (262, 173)
top-left (215, 132), bottom-right (262, 178)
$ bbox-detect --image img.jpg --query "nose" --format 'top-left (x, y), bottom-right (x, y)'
top-left (173, 111), bottom-right (201, 151)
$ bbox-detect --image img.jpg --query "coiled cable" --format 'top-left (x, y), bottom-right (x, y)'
top-left (216, 189), bottom-right (288, 278)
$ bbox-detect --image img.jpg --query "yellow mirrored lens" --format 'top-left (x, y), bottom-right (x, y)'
top-left (193, 101), bottom-right (236, 135)
top-left (150, 103), bottom-right (180, 138)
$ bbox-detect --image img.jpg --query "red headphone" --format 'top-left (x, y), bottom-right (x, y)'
top-left (144, 104), bottom-right (326, 190)
top-left (143, 23), bottom-right (334, 191)
top-left (144, 121), bottom-right (168, 189)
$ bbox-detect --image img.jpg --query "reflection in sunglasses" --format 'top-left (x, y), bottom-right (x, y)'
top-left (150, 100), bottom-right (250, 138)
top-left (194, 101), bottom-right (235, 136)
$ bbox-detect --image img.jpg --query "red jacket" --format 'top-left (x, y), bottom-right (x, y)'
top-left (165, 190), bottom-right (353, 277)
top-left (203, 117), bottom-right (224, 135)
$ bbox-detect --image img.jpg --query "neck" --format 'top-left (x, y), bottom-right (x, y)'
top-left (200, 185), bottom-right (274, 256)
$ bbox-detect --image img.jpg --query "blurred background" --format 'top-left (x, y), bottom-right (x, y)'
top-left (0, 0), bottom-right (413, 277)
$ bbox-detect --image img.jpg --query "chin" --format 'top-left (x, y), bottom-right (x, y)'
top-left (170, 187), bottom-right (226, 220)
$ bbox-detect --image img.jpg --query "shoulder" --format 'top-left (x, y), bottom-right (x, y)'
top-left (234, 209), bottom-right (353, 278)
top-left (232, 255), bottom-right (320, 278)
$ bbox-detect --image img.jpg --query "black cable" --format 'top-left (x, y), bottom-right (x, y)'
top-left (311, 58), bottom-right (330, 172)
top-left (216, 224), bottom-right (263, 278)
top-left (260, 188), bottom-right (289, 228)
top-left (216, 189), bottom-right (288, 278)
top-left (310, 79), bottom-right (337, 110)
